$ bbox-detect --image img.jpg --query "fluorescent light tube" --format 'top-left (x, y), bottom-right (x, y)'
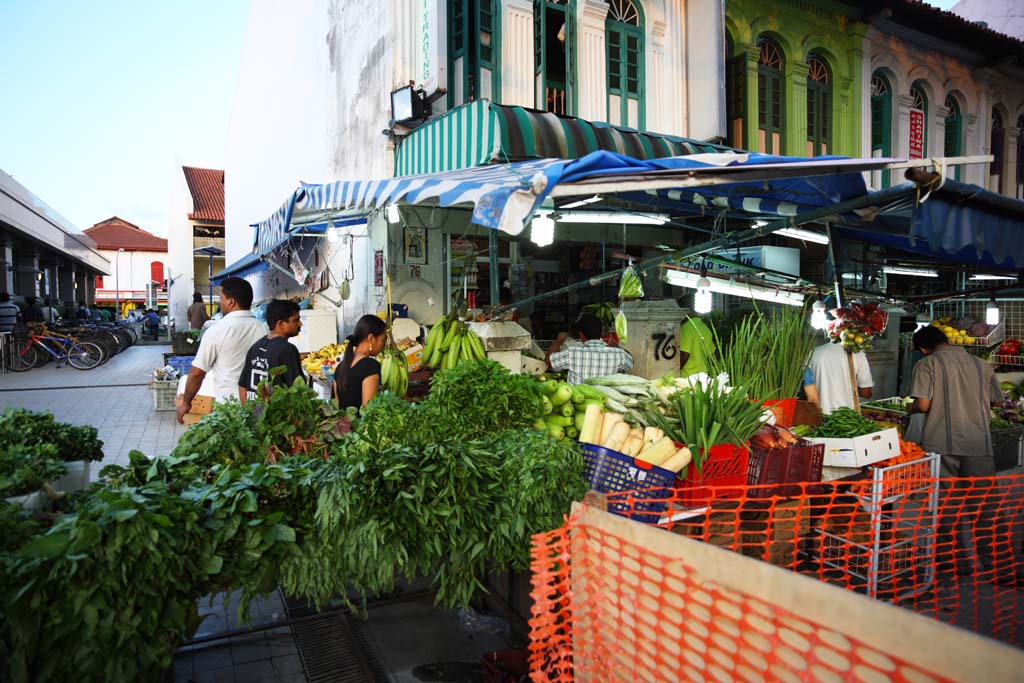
top-left (387, 204), bottom-right (400, 223)
top-left (970, 274), bottom-right (1017, 281)
top-left (559, 195), bottom-right (602, 209)
top-left (774, 227), bottom-right (829, 245)
top-left (664, 270), bottom-right (805, 307)
top-left (555, 211), bottom-right (670, 225)
top-left (883, 266), bottom-right (938, 278)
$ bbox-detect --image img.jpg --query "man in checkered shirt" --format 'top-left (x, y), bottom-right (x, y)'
top-left (549, 313), bottom-right (633, 384)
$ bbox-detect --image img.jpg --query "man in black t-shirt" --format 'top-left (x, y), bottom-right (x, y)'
top-left (238, 300), bottom-right (305, 402)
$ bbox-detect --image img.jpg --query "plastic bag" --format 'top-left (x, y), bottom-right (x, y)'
top-left (615, 309), bottom-right (628, 345)
top-left (618, 266), bottom-right (644, 299)
top-left (457, 607), bottom-right (511, 639)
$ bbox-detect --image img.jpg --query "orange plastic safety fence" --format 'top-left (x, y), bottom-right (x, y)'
top-left (528, 470), bottom-right (1024, 681)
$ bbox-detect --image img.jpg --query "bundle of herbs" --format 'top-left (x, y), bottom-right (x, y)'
top-left (0, 407), bottom-right (104, 462)
top-left (707, 305), bottom-right (817, 401)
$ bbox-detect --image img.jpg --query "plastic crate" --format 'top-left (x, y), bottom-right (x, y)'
top-left (747, 439), bottom-right (825, 498)
top-left (482, 648), bottom-right (530, 683)
top-left (992, 426), bottom-right (1023, 471)
top-left (149, 380), bottom-right (178, 411)
top-left (674, 442), bottom-right (749, 508)
top-left (763, 398), bottom-right (797, 427)
top-left (581, 443), bottom-right (675, 523)
top-left (166, 355), bottom-right (195, 375)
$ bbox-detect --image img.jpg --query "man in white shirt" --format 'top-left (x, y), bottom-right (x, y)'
top-left (803, 341), bottom-right (873, 415)
top-left (41, 298), bottom-right (61, 323)
top-left (176, 277), bottom-right (267, 423)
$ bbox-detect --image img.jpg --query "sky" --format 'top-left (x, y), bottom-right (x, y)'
top-left (1, 0), bottom-right (965, 239)
top-left (0, 0), bottom-right (248, 237)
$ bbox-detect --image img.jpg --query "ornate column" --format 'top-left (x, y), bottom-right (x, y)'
top-left (785, 60), bottom-right (810, 157)
top-left (742, 43), bottom-right (760, 153)
top-left (895, 93), bottom-right (915, 158)
top-left (836, 76), bottom-right (854, 156)
top-left (934, 103), bottom-right (950, 166)
top-left (646, 19), bottom-right (668, 134)
top-left (576, 0), bottom-right (610, 122)
top-left (501, 0), bottom-right (535, 107)
top-left (1006, 125), bottom-right (1021, 198)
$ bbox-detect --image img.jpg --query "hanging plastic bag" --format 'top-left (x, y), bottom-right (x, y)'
top-left (618, 266), bottom-right (644, 299)
top-left (615, 309), bottom-right (628, 344)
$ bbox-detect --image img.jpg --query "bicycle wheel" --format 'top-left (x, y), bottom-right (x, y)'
top-left (7, 342), bottom-right (38, 372)
top-left (31, 339), bottom-right (54, 367)
top-left (67, 341), bottom-right (104, 370)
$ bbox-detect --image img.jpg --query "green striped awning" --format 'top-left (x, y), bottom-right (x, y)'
top-left (393, 99), bottom-right (735, 177)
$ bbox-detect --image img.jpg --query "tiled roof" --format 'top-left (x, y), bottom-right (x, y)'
top-left (83, 217), bottom-right (168, 252)
top-left (182, 166), bottom-right (225, 223)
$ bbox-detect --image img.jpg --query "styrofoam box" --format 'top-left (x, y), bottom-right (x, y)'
top-left (810, 428), bottom-right (900, 468)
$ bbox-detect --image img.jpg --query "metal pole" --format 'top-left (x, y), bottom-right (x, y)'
top-left (114, 248), bottom-right (123, 321)
top-left (489, 229), bottom-right (499, 305)
top-left (208, 254), bottom-right (213, 314)
top-left (508, 182), bottom-right (920, 311)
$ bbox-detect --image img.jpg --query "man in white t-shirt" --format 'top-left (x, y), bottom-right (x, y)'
top-left (176, 277), bottom-right (267, 423)
top-left (803, 341), bottom-right (874, 415)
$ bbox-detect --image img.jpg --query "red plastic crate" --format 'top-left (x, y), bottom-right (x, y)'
top-left (747, 438), bottom-right (825, 498)
top-left (763, 398), bottom-right (797, 427)
top-left (482, 648), bottom-right (530, 683)
top-left (674, 442), bottom-right (749, 507)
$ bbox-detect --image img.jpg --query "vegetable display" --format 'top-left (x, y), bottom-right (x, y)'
top-left (422, 312), bottom-right (488, 371)
top-left (808, 407), bottom-right (883, 438)
top-left (578, 405), bottom-right (692, 474)
top-left (826, 302), bottom-right (888, 353)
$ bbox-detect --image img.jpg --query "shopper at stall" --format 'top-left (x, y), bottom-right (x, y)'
top-left (544, 319), bottom-right (581, 365)
top-left (237, 299), bottom-right (304, 403)
top-left (678, 314), bottom-right (715, 378)
top-left (802, 340), bottom-right (873, 414)
top-left (187, 292), bottom-right (210, 330)
top-left (177, 277), bottom-right (268, 423)
top-left (334, 314), bottom-right (387, 412)
top-left (909, 325), bottom-right (1006, 580)
top-left (549, 313), bottom-right (633, 385)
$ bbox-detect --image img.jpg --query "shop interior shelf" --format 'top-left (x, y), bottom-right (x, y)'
top-left (989, 354), bottom-right (1024, 368)
top-left (968, 320), bottom-right (1005, 347)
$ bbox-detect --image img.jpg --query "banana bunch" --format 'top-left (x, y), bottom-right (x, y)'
top-left (302, 341), bottom-right (348, 375)
top-left (422, 313), bottom-right (488, 370)
top-left (379, 347), bottom-right (409, 397)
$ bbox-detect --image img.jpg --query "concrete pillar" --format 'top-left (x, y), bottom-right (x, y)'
top-left (1006, 126), bottom-right (1021, 198)
top-left (576, 0), bottom-right (610, 122)
top-left (742, 43), bottom-right (760, 153)
top-left (13, 251), bottom-right (40, 299)
top-left (58, 264), bottom-right (75, 308)
top-left (963, 113), bottom-right (980, 186)
top-left (500, 0), bottom-right (535, 108)
top-left (84, 272), bottom-right (96, 306)
top-left (895, 93), bottom-right (915, 159)
top-left (785, 60), bottom-right (810, 157)
top-left (0, 241), bottom-right (13, 293)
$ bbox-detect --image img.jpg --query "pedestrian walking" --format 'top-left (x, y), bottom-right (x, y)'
top-left (238, 299), bottom-right (304, 402)
top-left (177, 277), bottom-right (268, 423)
top-left (187, 292), bottom-right (209, 330)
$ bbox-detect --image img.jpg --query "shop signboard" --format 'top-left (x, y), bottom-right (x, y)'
top-left (374, 250), bottom-right (384, 287)
top-left (909, 108), bottom-right (925, 159)
top-left (418, 0), bottom-right (439, 92)
top-left (680, 246), bottom-right (800, 283)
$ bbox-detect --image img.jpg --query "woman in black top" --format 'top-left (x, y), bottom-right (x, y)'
top-left (335, 314), bottom-right (387, 412)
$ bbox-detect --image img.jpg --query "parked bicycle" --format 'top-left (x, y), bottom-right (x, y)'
top-left (6, 326), bottom-right (104, 371)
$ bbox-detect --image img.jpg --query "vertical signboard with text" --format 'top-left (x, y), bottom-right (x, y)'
top-left (909, 108), bottom-right (925, 159)
top-left (419, 0), bottom-right (439, 93)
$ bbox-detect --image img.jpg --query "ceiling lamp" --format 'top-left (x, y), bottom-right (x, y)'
top-left (986, 298), bottom-right (1000, 326)
top-left (559, 195), bottom-right (602, 209)
top-left (555, 211), bottom-right (670, 225)
top-left (326, 216), bottom-right (339, 243)
top-left (810, 299), bottom-right (828, 330)
top-left (663, 269), bottom-right (805, 307)
top-left (531, 212), bottom-right (555, 248)
top-left (693, 268), bottom-right (712, 314)
top-left (970, 274), bottom-right (1017, 281)
top-left (883, 266), bottom-right (938, 278)
top-left (387, 204), bottom-right (400, 224)
top-left (774, 227), bottom-right (830, 245)
top-left (915, 308), bottom-right (931, 331)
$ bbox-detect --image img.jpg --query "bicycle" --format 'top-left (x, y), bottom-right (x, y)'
top-left (7, 328), bottom-right (104, 371)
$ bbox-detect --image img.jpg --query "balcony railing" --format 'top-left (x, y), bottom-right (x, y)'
top-left (546, 87), bottom-right (567, 115)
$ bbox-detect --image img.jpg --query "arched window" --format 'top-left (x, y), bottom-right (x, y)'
top-left (725, 32), bottom-right (745, 148)
top-left (806, 55), bottom-right (830, 156)
top-left (910, 81), bottom-right (928, 158)
top-left (605, 0), bottom-right (644, 128)
top-left (535, 0), bottom-right (574, 115)
top-left (870, 72), bottom-right (893, 187)
top-left (448, 0), bottom-right (499, 106)
top-left (1016, 114), bottom-right (1024, 199)
top-left (757, 38), bottom-right (785, 154)
top-left (991, 109), bottom-right (1005, 194)
top-left (944, 94), bottom-right (962, 181)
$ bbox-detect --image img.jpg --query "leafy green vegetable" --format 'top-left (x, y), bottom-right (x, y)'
top-left (808, 407), bottom-right (883, 438)
top-left (0, 407), bottom-right (104, 462)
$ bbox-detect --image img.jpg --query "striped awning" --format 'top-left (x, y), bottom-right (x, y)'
top-left (211, 251), bottom-right (268, 284)
top-left (394, 99), bottom-right (734, 177)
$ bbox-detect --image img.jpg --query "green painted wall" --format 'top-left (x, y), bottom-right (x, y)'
top-left (725, 0), bottom-right (866, 157)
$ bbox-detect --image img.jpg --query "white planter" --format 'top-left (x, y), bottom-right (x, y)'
top-left (52, 461), bottom-right (91, 492)
top-left (4, 491), bottom-right (46, 511)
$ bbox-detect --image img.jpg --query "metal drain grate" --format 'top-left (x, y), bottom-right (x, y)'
top-left (282, 592), bottom-right (389, 683)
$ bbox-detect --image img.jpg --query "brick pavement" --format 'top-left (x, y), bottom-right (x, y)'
top-left (0, 344), bottom-right (188, 474)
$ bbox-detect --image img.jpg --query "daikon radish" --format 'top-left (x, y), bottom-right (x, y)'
top-left (579, 404), bottom-right (605, 444)
top-left (636, 436), bottom-right (676, 466)
top-left (600, 412), bottom-right (624, 445)
top-left (661, 446), bottom-right (693, 473)
top-left (642, 426), bottom-right (663, 448)
top-left (621, 432), bottom-right (643, 457)
top-left (603, 422), bottom-right (630, 452)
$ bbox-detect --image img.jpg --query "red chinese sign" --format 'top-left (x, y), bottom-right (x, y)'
top-left (374, 250), bottom-right (384, 287)
top-left (909, 108), bottom-right (925, 159)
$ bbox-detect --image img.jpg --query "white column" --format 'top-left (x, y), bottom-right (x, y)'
top-left (577, 0), bottom-right (610, 122)
top-left (934, 104), bottom-right (949, 169)
top-left (1006, 126), bottom-right (1021, 197)
top-left (647, 19), bottom-right (669, 134)
top-left (501, 0), bottom-right (535, 107)
top-left (894, 93), bottom-right (914, 158)
top-left (963, 113), bottom-right (980, 186)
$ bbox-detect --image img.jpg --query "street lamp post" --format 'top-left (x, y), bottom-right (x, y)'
top-left (115, 248), bottom-right (124, 321)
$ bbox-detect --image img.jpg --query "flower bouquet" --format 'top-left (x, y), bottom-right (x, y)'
top-left (826, 302), bottom-right (888, 353)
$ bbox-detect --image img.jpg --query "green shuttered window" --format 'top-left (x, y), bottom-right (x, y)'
top-left (605, 0), bottom-right (644, 129)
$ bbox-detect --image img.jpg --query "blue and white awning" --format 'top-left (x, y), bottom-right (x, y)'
top-left (252, 151), bottom-right (896, 257)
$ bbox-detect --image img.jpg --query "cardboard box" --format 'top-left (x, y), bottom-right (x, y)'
top-left (182, 413), bottom-right (204, 425)
top-left (810, 428), bottom-right (900, 468)
top-left (403, 344), bottom-right (424, 371)
top-left (174, 394), bottom-right (215, 415)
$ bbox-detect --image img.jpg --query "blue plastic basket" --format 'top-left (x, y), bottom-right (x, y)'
top-left (167, 355), bottom-right (195, 374)
top-left (581, 443), bottom-right (676, 523)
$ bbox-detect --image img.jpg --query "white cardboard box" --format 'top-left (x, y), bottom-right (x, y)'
top-left (811, 428), bottom-right (900, 468)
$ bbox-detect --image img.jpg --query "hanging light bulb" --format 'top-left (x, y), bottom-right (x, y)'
top-left (986, 297), bottom-right (1000, 325)
top-left (387, 204), bottom-right (400, 224)
top-left (530, 212), bottom-right (555, 247)
top-left (915, 308), bottom-right (931, 331)
top-left (694, 267), bottom-right (712, 314)
top-left (810, 299), bottom-right (828, 330)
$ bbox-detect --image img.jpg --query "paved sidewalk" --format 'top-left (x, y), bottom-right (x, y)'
top-left (0, 344), bottom-right (187, 473)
